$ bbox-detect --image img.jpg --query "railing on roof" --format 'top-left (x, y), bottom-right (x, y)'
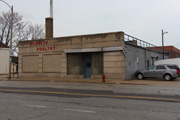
top-left (124, 34), bottom-right (163, 53)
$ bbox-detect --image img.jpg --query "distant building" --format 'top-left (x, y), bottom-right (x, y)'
top-left (148, 46), bottom-right (180, 58)
top-left (0, 42), bottom-right (9, 75)
top-left (0, 42), bottom-right (9, 48)
top-left (163, 46), bottom-right (180, 58)
top-left (0, 42), bottom-right (17, 77)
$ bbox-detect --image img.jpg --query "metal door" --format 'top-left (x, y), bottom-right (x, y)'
top-left (84, 53), bottom-right (92, 78)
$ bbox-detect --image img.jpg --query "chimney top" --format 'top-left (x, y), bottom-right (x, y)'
top-left (45, 17), bottom-right (53, 39)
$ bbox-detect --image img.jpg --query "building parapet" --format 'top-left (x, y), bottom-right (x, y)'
top-left (124, 34), bottom-right (163, 53)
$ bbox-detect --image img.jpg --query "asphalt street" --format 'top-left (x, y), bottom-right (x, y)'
top-left (0, 86), bottom-right (180, 102)
top-left (0, 80), bottom-right (180, 119)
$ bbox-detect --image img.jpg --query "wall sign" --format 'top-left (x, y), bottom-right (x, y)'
top-left (37, 47), bottom-right (55, 51)
top-left (30, 41), bottom-right (48, 46)
top-left (30, 41), bottom-right (56, 51)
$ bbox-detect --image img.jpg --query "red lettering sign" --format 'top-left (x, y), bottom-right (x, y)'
top-left (30, 41), bottom-right (48, 46)
top-left (30, 40), bottom-right (55, 52)
top-left (36, 46), bottom-right (56, 51)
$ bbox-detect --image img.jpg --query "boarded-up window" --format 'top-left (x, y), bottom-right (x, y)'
top-left (92, 53), bottom-right (103, 75)
top-left (67, 53), bottom-right (83, 75)
top-left (43, 54), bottom-right (61, 72)
top-left (23, 55), bottom-right (39, 72)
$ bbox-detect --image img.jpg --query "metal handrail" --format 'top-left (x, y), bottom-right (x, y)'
top-left (124, 34), bottom-right (163, 53)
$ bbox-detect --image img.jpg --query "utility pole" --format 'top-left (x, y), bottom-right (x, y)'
top-left (162, 30), bottom-right (168, 59)
top-left (9, 6), bottom-right (13, 79)
top-left (50, 0), bottom-right (53, 18)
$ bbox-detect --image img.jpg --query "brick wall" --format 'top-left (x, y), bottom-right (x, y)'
top-left (18, 32), bottom-right (125, 80)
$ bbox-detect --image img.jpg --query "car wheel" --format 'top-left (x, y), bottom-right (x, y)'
top-left (137, 73), bottom-right (144, 80)
top-left (164, 74), bottom-right (172, 81)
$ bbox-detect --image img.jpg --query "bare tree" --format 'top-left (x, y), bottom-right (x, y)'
top-left (0, 11), bottom-right (45, 55)
top-left (12, 22), bottom-right (45, 55)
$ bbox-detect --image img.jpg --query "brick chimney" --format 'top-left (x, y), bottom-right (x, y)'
top-left (45, 17), bottom-right (53, 39)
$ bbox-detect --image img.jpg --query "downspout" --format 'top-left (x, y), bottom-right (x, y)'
top-left (145, 49), bottom-right (147, 69)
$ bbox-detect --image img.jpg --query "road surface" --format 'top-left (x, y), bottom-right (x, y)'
top-left (0, 86), bottom-right (180, 120)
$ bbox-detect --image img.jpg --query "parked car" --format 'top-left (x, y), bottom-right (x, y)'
top-left (134, 64), bottom-right (180, 81)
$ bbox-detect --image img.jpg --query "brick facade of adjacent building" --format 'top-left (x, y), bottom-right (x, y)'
top-left (163, 46), bottom-right (180, 58)
top-left (151, 46), bottom-right (180, 58)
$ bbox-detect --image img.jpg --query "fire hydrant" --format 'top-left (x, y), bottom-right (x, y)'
top-left (102, 74), bottom-right (106, 82)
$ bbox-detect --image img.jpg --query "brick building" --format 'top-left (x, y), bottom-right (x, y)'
top-left (163, 46), bottom-right (180, 58)
top-left (17, 18), bottom-right (167, 81)
top-left (18, 32), bottom-right (168, 80)
top-left (149, 46), bottom-right (180, 58)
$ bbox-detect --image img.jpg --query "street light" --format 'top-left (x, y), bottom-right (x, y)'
top-left (0, 0), bottom-right (13, 79)
top-left (162, 30), bottom-right (168, 59)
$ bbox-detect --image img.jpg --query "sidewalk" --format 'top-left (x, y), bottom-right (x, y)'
top-left (0, 77), bottom-right (180, 86)
top-left (0, 78), bottom-right (180, 96)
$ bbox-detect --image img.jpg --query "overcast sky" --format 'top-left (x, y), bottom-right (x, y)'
top-left (1, 0), bottom-right (180, 49)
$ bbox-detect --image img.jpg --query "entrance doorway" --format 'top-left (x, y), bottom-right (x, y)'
top-left (67, 52), bottom-right (103, 79)
top-left (84, 53), bottom-right (92, 78)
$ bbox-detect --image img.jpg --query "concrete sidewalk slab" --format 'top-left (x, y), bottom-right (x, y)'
top-left (0, 79), bottom-right (180, 97)
top-left (0, 77), bottom-right (180, 86)
top-left (0, 77), bottom-right (121, 84)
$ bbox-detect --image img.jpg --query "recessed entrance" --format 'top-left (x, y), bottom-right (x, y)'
top-left (67, 52), bottom-right (103, 79)
top-left (84, 53), bottom-right (92, 78)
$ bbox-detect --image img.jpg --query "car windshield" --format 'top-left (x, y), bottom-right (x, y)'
top-left (148, 66), bottom-right (156, 70)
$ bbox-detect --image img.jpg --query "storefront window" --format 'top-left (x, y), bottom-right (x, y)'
top-left (67, 53), bottom-right (83, 75)
top-left (92, 53), bottom-right (103, 75)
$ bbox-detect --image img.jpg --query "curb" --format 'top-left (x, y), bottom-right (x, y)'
top-left (0, 78), bottom-right (179, 86)
top-left (0, 77), bottom-right (123, 84)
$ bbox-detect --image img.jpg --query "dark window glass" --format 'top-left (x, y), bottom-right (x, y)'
top-left (147, 60), bottom-right (149, 68)
top-left (167, 65), bottom-right (178, 69)
top-left (86, 62), bottom-right (91, 68)
top-left (156, 66), bottom-right (166, 70)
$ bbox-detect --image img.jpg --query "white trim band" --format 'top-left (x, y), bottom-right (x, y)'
top-left (64, 46), bottom-right (124, 53)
